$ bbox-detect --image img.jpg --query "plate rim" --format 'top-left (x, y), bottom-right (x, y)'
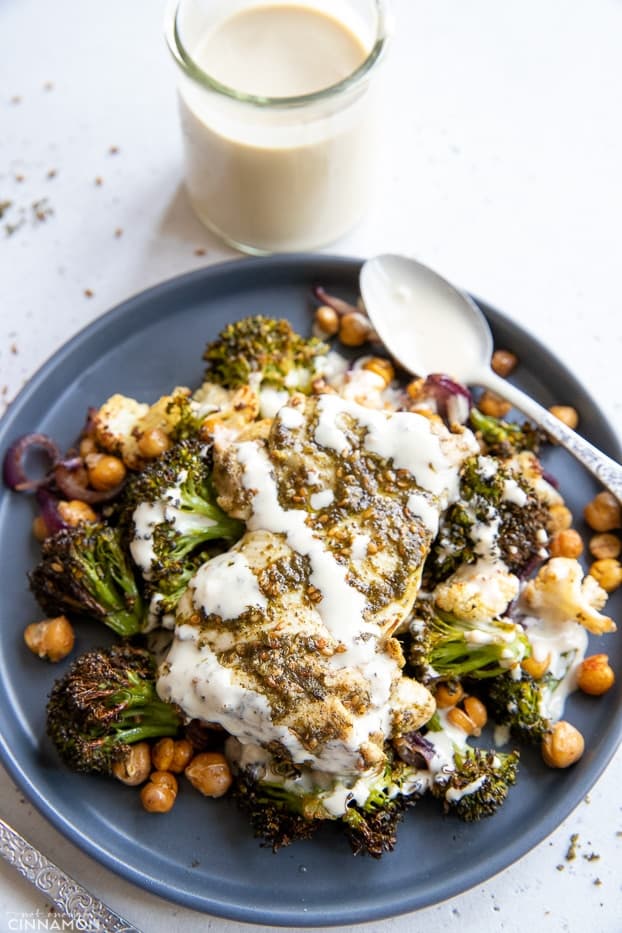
top-left (0, 253), bottom-right (621, 926)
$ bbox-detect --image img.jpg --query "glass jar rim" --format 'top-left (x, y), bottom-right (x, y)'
top-left (165, 0), bottom-right (391, 108)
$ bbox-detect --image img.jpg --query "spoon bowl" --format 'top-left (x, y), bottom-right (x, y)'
top-left (359, 253), bottom-right (622, 502)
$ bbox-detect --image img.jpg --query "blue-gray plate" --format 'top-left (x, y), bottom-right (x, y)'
top-left (0, 255), bottom-right (620, 927)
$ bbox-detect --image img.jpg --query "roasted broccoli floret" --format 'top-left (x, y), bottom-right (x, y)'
top-left (119, 439), bottom-right (243, 618)
top-left (408, 603), bottom-right (530, 683)
top-left (234, 760), bottom-right (418, 858)
top-left (46, 644), bottom-right (183, 774)
top-left (432, 747), bottom-right (519, 821)
top-left (29, 522), bottom-right (145, 636)
top-left (341, 763), bottom-right (415, 858)
top-left (424, 454), bottom-right (549, 586)
top-left (203, 315), bottom-right (328, 392)
top-left (234, 771), bottom-right (323, 850)
top-left (469, 407), bottom-right (542, 458)
top-left (481, 671), bottom-right (556, 743)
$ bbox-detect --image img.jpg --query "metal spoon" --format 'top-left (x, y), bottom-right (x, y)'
top-left (359, 253), bottom-right (622, 502)
top-left (0, 816), bottom-right (142, 932)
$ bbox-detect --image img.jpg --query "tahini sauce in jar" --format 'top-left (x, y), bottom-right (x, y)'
top-left (170, 2), bottom-right (385, 253)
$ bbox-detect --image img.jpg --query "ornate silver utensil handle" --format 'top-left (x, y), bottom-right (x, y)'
top-left (0, 817), bottom-right (142, 932)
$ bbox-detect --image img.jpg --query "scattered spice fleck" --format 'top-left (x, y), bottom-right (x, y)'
top-left (43, 81), bottom-right (54, 91)
top-left (10, 95), bottom-right (21, 105)
top-left (84, 289), bottom-right (94, 299)
top-left (94, 177), bottom-right (103, 187)
top-left (114, 227), bottom-right (123, 238)
top-left (556, 864), bottom-right (565, 872)
top-left (47, 169), bottom-right (57, 180)
top-left (194, 247), bottom-right (207, 256)
top-left (616, 831), bottom-right (622, 838)
top-left (109, 145), bottom-right (120, 155)
top-left (583, 852), bottom-right (600, 862)
top-left (593, 878), bottom-right (603, 887)
top-left (0, 200), bottom-right (11, 219)
top-left (32, 198), bottom-right (53, 222)
top-left (15, 174), bottom-right (25, 183)
top-left (10, 344), bottom-right (18, 355)
top-left (565, 833), bottom-right (580, 861)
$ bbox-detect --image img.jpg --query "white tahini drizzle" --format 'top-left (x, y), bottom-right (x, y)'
top-left (190, 550), bottom-right (267, 620)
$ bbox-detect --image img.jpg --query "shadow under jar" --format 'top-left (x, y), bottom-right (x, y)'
top-left (166, 0), bottom-right (391, 254)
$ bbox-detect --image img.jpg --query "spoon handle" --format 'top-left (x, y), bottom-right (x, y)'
top-left (481, 371), bottom-right (622, 504)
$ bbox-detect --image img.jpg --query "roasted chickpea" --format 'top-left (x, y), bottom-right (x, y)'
top-left (362, 357), bottom-right (395, 387)
top-left (577, 654), bottom-right (615, 696)
top-left (24, 615), bottom-right (74, 662)
top-left (548, 528), bottom-right (584, 559)
top-left (584, 491), bottom-right (621, 532)
top-left (86, 453), bottom-right (126, 491)
top-left (152, 737), bottom-right (194, 773)
top-left (548, 405), bottom-right (579, 430)
top-left (547, 504), bottom-right (573, 533)
top-left (57, 499), bottom-right (98, 526)
top-left (477, 391), bottom-right (512, 419)
top-left (588, 558), bottom-right (622, 593)
top-left (137, 428), bottom-right (171, 459)
top-left (435, 680), bottom-right (464, 709)
top-left (185, 752), bottom-right (232, 798)
top-left (521, 651), bottom-right (551, 680)
top-left (462, 696), bottom-right (487, 730)
top-left (446, 706), bottom-right (478, 736)
top-left (338, 311), bottom-right (371, 347)
top-left (406, 377), bottom-right (425, 400)
top-left (314, 305), bottom-right (339, 337)
top-left (491, 349), bottom-right (518, 378)
top-left (140, 771), bottom-right (178, 813)
top-left (589, 532), bottom-right (621, 561)
top-left (541, 721), bottom-right (584, 768)
top-left (32, 515), bottom-right (49, 542)
top-left (112, 742), bottom-right (152, 786)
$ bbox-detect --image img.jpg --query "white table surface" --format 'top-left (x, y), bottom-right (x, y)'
top-left (1, 0), bottom-right (621, 930)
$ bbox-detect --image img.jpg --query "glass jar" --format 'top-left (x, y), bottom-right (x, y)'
top-left (165, 0), bottom-right (391, 254)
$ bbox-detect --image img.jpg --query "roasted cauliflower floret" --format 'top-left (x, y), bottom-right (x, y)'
top-left (510, 451), bottom-right (563, 507)
top-left (194, 382), bottom-right (260, 441)
top-left (521, 557), bottom-right (615, 634)
top-left (434, 558), bottom-right (519, 622)
top-left (92, 387), bottom-right (191, 469)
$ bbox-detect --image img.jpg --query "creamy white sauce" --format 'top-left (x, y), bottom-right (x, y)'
top-left (522, 614), bottom-right (588, 721)
top-left (130, 489), bottom-right (217, 575)
top-left (406, 491), bottom-right (440, 536)
top-left (314, 395), bottom-right (472, 502)
top-left (235, 438), bottom-right (375, 663)
top-left (502, 477), bottom-right (528, 507)
top-left (351, 533), bottom-right (370, 562)
top-left (493, 723), bottom-right (511, 747)
top-left (310, 488), bottom-right (334, 510)
top-left (259, 387), bottom-right (289, 419)
top-left (190, 550), bottom-right (267, 620)
top-left (445, 774), bottom-right (487, 804)
top-left (279, 403), bottom-right (306, 429)
top-left (177, 4), bottom-right (375, 252)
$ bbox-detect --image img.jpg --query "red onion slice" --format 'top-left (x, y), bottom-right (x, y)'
top-left (54, 462), bottom-right (125, 504)
top-left (36, 487), bottom-right (69, 536)
top-left (312, 285), bottom-right (360, 317)
top-left (2, 433), bottom-right (61, 492)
